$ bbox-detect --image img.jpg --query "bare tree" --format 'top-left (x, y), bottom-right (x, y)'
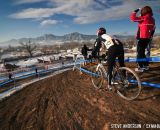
top-left (51, 44), bottom-right (62, 53)
top-left (41, 45), bottom-right (48, 55)
top-left (0, 48), bottom-right (3, 61)
top-left (61, 42), bottom-right (80, 50)
top-left (153, 36), bottom-right (160, 48)
top-left (41, 45), bottom-right (54, 55)
top-left (20, 40), bottom-right (37, 57)
top-left (7, 45), bottom-right (15, 52)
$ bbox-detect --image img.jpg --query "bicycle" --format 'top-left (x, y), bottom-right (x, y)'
top-left (90, 58), bottom-right (141, 100)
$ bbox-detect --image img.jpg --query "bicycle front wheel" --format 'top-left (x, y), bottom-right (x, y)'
top-left (113, 67), bottom-right (141, 100)
top-left (91, 65), bottom-right (104, 89)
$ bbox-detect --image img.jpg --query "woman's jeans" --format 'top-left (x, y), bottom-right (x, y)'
top-left (137, 39), bottom-right (150, 68)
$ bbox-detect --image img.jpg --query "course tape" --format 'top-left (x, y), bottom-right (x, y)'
top-left (0, 68), bottom-right (71, 101)
top-left (77, 56), bottom-right (160, 63)
top-left (80, 67), bottom-right (95, 75)
top-left (124, 57), bottom-right (160, 62)
top-left (0, 79), bottom-right (14, 87)
top-left (0, 65), bottom-right (72, 87)
top-left (141, 82), bottom-right (160, 89)
top-left (79, 67), bottom-right (160, 89)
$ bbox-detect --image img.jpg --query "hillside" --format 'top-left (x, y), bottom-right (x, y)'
top-left (0, 63), bottom-right (160, 130)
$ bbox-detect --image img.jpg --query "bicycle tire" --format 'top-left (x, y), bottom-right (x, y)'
top-left (112, 67), bottom-right (141, 100)
top-left (91, 65), bottom-right (104, 89)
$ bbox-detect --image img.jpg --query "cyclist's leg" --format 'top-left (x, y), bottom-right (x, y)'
top-left (115, 39), bottom-right (125, 67)
top-left (115, 45), bottom-right (126, 79)
top-left (117, 45), bottom-right (125, 68)
top-left (107, 47), bottom-right (116, 85)
top-left (118, 51), bottom-right (126, 77)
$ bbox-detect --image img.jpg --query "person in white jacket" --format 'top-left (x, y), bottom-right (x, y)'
top-left (92, 27), bottom-right (125, 90)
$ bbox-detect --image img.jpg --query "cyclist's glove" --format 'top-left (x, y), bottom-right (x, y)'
top-left (92, 50), bottom-right (97, 58)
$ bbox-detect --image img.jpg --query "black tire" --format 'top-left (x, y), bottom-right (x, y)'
top-left (91, 65), bottom-right (104, 89)
top-left (112, 67), bottom-right (141, 100)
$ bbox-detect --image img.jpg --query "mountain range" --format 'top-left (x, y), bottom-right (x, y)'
top-left (0, 32), bottom-right (97, 47)
top-left (0, 32), bottom-right (138, 47)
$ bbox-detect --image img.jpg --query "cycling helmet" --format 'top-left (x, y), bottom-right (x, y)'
top-left (97, 27), bottom-right (106, 36)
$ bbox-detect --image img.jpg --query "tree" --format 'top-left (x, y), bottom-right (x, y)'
top-left (0, 48), bottom-right (3, 61)
top-left (153, 36), bottom-right (160, 48)
top-left (20, 40), bottom-right (37, 57)
top-left (7, 45), bottom-right (15, 52)
top-left (41, 45), bottom-right (48, 55)
top-left (41, 45), bottom-right (54, 55)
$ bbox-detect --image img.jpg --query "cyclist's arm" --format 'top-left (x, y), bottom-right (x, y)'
top-left (91, 38), bottom-right (102, 58)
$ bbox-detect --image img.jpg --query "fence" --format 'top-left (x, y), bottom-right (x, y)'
top-left (73, 56), bottom-right (160, 89)
top-left (0, 63), bottom-right (74, 88)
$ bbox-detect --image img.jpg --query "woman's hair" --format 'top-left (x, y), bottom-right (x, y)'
top-left (141, 6), bottom-right (153, 16)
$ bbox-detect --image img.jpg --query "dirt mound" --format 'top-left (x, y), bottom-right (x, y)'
top-left (0, 63), bottom-right (160, 130)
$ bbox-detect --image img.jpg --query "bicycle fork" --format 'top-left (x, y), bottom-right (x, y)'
top-left (96, 64), bottom-right (108, 80)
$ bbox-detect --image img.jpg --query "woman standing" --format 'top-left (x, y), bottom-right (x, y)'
top-left (130, 6), bottom-right (156, 72)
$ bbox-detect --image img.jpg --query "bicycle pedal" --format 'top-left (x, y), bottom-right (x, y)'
top-left (104, 88), bottom-right (112, 91)
top-left (107, 85), bottom-right (112, 91)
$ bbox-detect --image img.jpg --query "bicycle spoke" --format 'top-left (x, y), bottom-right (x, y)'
top-left (91, 66), bottom-right (103, 89)
top-left (115, 67), bottom-right (141, 100)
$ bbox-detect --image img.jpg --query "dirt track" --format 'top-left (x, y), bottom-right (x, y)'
top-left (0, 63), bottom-right (160, 130)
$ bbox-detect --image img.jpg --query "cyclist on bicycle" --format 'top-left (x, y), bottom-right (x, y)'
top-left (92, 27), bottom-right (125, 91)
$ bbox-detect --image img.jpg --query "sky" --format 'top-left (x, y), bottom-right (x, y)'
top-left (0, 0), bottom-right (160, 42)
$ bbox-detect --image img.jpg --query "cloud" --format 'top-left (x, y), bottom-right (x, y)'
top-left (10, 0), bottom-right (160, 24)
top-left (40, 19), bottom-right (60, 26)
top-left (10, 8), bottom-right (55, 19)
top-left (14, 0), bottom-right (47, 5)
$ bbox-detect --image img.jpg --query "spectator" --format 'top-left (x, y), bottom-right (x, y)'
top-left (81, 44), bottom-right (91, 60)
top-left (35, 68), bottom-right (38, 76)
top-left (130, 6), bottom-right (156, 72)
top-left (8, 72), bottom-right (12, 79)
top-left (62, 61), bottom-right (64, 66)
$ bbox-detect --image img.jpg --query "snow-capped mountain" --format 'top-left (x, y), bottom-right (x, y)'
top-left (0, 32), bottom-right (96, 47)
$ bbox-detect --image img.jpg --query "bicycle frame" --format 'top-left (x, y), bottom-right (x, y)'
top-left (96, 63), bottom-right (108, 79)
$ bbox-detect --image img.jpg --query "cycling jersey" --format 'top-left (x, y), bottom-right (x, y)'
top-left (101, 34), bottom-right (114, 49)
top-left (99, 34), bottom-right (120, 50)
top-left (92, 34), bottom-right (121, 58)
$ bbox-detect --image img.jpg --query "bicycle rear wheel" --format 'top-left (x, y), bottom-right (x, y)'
top-left (91, 65), bottom-right (104, 89)
top-left (113, 67), bottom-right (141, 100)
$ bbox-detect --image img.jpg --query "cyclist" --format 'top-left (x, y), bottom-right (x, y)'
top-left (92, 27), bottom-right (125, 91)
